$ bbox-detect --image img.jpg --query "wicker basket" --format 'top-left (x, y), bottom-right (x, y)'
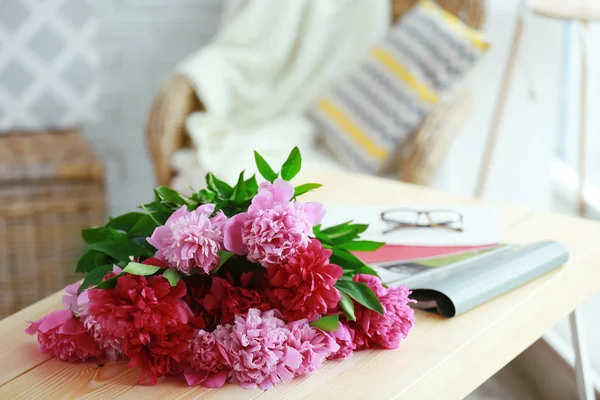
top-left (146, 0), bottom-right (485, 187)
top-left (0, 130), bottom-right (106, 317)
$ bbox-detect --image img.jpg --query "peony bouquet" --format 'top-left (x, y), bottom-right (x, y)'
top-left (26, 148), bottom-right (414, 389)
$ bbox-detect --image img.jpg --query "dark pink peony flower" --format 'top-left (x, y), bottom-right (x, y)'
top-left (224, 179), bottom-right (325, 268)
top-left (350, 274), bottom-right (415, 350)
top-left (25, 309), bottom-right (103, 362)
top-left (147, 204), bottom-right (227, 274)
top-left (266, 239), bottom-right (343, 321)
top-left (214, 309), bottom-right (302, 390)
top-left (87, 274), bottom-right (193, 384)
top-left (202, 273), bottom-right (272, 326)
top-left (328, 322), bottom-right (356, 360)
top-left (285, 320), bottom-right (339, 376)
top-left (184, 329), bottom-right (231, 388)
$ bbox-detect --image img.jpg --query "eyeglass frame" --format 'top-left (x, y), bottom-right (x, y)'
top-left (380, 208), bottom-right (464, 234)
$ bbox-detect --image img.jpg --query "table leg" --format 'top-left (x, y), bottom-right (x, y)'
top-left (577, 21), bottom-right (589, 216)
top-left (569, 308), bottom-right (594, 400)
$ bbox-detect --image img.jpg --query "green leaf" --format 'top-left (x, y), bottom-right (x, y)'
top-left (87, 235), bottom-right (153, 262)
top-left (192, 189), bottom-right (216, 204)
top-left (163, 268), bottom-right (181, 286)
top-left (128, 214), bottom-right (159, 237)
top-left (254, 151), bottom-right (278, 182)
top-left (77, 250), bottom-right (109, 273)
top-left (351, 265), bottom-right (380, 277)
top-left (215, 250), bottom-right (235, 271)
top-left (81, 227), bottom-right (111, 244)
top-left (309, 314), bottom-right (339, 332)
top-left (231, 171), bottom-right (247, 204)
top-left (106, 212), bottom-right (145, 231)
top-left (93, 273), bottom-right (123, 290)
top-left (335, 280), bottom-right (384, 315)
top-left (338, 291), bottom-right (356, 321)
top-left (206, 173), bottom-right (234, 198)
top-left (320, 221), bottom-right (352, 234)
top-left (244, 175), bottom-right (258, 201)
top-left (331, 248), bottom-right (366, 269)
top-left (280, 146), bottom-right (302, 181)
top-left (293, 183), bottom-right (322, 198)
top-left (122, 262), bottom-right (161, 276)
top-left (340, 240), bottom-right (384, 252)
top-left (78, 265), bottom-right (114, 294)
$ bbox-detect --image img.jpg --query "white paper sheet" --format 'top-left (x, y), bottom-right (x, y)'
top-left (320, 204), bottom-right (501, 246)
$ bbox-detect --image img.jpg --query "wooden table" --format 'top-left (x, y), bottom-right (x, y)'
top-left (2, 171), bottom-right (600, 399)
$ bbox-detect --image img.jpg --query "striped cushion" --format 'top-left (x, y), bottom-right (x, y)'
top-left (309, 0), bottom-right (488, 173)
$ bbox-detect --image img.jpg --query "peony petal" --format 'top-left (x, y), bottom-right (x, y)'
top-left (62, 293), bottom-right (78, 311)
top-left (223, 213), bottom-right (249, 255)
top-left (270, 179), bottom-right (294, 203)
top-left (37, 309), bottom-right (73, 333)
top-left (301, 202), bottom-right (326, 226)
top-left (195, 203), bottom-right (216, 216)
top-left (184, 367), bottom-right (210, 386)
top-left (201, 370), bottom-right (229, 388)
top-left (166, 205), bottom-right (189, 224)
top-left (112, 265), bottom-right (123, 274)
top-left (64, 282), bottom-right (80, 296)
top-left (283, 347), bottom-right (302, 370)
top-left (141, 257), bottom-right (168, 268)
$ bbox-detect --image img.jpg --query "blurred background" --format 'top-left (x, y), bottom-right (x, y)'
top-left (1, 0), bottom-right (599, 398)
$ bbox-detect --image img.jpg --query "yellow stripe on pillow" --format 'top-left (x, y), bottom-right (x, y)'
top-left (420, 0), bottom-right (488, 50)
top-left (317, 98), bottom-right (387, 160)
top-left (370, 48), bottom-right (438, 104)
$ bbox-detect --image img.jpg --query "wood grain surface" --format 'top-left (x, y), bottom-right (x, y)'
top-left (2, 171), bottom-right (600, 399)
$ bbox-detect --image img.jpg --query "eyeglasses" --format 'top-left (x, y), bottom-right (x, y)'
top-left (380, 208), bottom-right (464, 234)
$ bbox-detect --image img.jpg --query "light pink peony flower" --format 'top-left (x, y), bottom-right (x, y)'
top-left (147, 204), bottom-right (227, 274)
top-left (285, 320), bottom-right (339, 376)
top-left (224, 179), bottom-right (325, 268)
top-left (61, 282), bottom-right (81, 314)
top-left (184, 329), bottom-right (231, 388)
top-left (351, 274), bottom-right (415, 350)
top-left (25, 309), bottom-right (103, 362)
top-left (214, 309), bottom-right (302, 390)
top-left (328, 322), bottom-right (356, 360)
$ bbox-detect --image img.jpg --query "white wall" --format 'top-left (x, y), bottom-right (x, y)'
top-left (85, 0), bottom-right (222, 216)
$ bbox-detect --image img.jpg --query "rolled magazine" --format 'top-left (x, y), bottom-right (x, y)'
top-left (370, 242), bottom-right (568, 317)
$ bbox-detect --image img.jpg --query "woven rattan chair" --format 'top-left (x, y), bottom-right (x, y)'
top-left (146, 0), bottom-right (485, 187)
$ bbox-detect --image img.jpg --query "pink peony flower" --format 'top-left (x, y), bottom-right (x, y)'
top-left (184, 329), bottom-right (231, 388)
top-left (224, 179), bottom-right (325, 268)
top-left (266, 239), bottom-right (342, 321)
top-left (25, 309), bottom-right (103, 362)
top-left (350, 274), bottom-right (415, 350)
top-left (328, 322), bottom-right (356, 360)
top-left (214, 309), bottom-right (302, 390)
top-left (285, 320), bottom-right (339, 376)
top-left (87, 274), bottom-right (193, 384)
top-left (147, 204), bottom-right (227, 274)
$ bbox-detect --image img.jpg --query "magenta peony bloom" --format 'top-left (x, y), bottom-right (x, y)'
top-left (351, 274), bottom-right (415, 350)
top-left (266, 238), bottom-right (343, 321)
top-left (25, 309), bottom-right (103, 362)
top-left (328, 322), bottom-right (356, 360)
top-left (224, 179), bottom-right (325, 268)
top-left (184, 329), bottom-right (231, 388)
top-left (214, 309), bottom-right (302, 390)
top-left (87, 274), bottom-right (193, 384)
top-left (147, 204), bottom-right (227, 274)
top-left (285, 320), bottom-right (339, 376)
